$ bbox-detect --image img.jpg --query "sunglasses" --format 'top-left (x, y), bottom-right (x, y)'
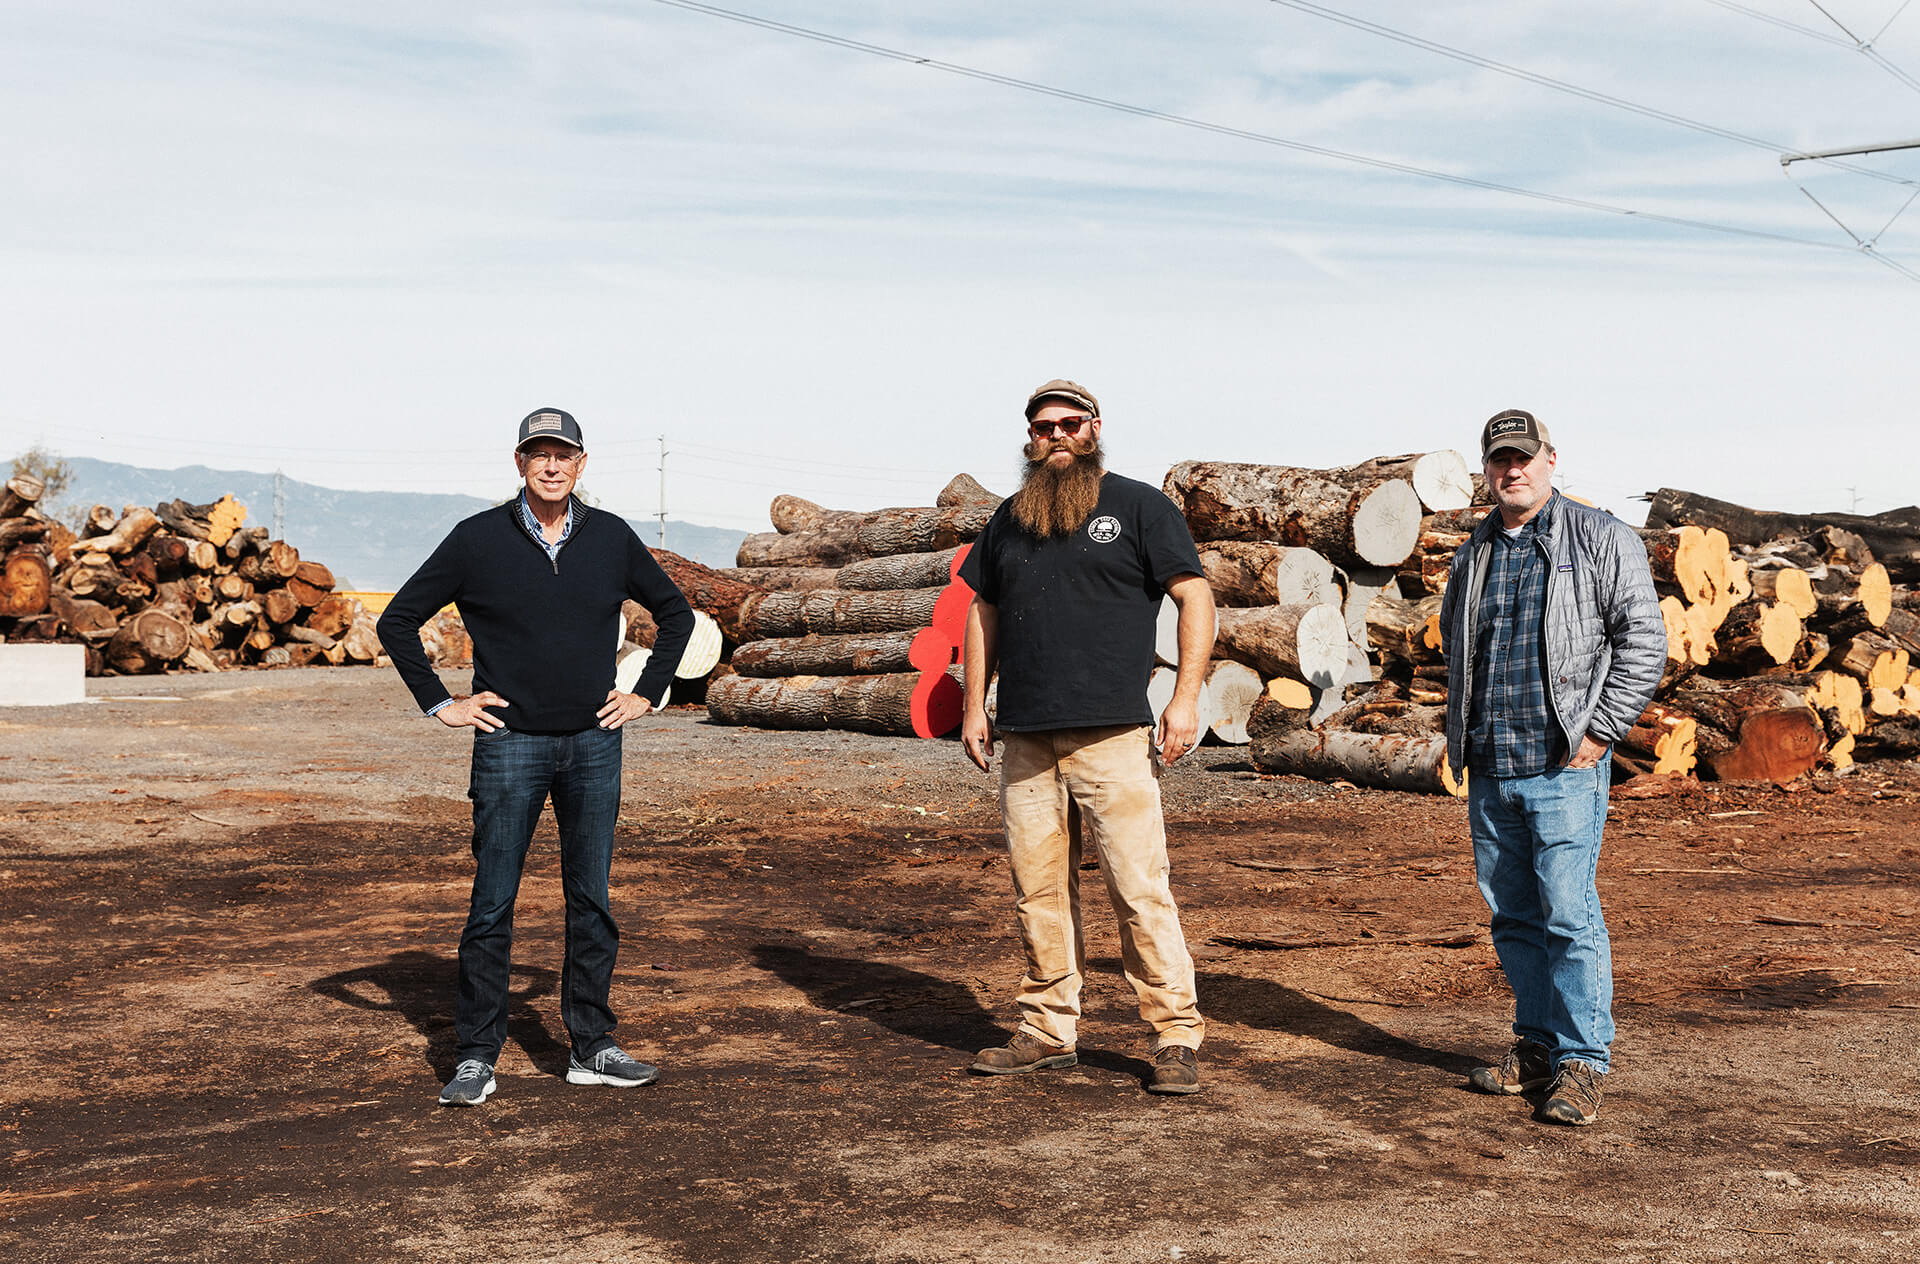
top-left (1028, 414), bottom-right (1093, 437)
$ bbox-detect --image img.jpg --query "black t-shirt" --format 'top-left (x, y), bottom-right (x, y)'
top-left (959, 472), bottom-right (1204, 732)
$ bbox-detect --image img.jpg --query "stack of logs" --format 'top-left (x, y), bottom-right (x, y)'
top-left (1158, 453), bottom-right (1480, 789)
top-left (688, 475), bottom-right (1003, 736)
top-left (0, 476), bottom-right (389, 675)
top-left (1241, 480), bottom-right (1920, 794)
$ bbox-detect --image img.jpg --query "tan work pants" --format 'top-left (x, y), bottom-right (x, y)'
top-left (997, 724), bottom-right (1204, 1052)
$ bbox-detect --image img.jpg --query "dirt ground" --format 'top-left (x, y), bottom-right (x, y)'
top-left (2, 667), bottom-right (1918, 1263)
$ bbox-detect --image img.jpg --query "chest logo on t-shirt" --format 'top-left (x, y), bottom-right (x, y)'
top-left (1086, 515), bottom-right (1121, 543)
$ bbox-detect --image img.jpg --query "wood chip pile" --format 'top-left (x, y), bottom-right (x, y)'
top-left (0, 476), bottom-right (395, 675)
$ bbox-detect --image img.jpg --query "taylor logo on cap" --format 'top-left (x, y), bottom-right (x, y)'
top-left (1488, 417), bottom-right (1530, 441)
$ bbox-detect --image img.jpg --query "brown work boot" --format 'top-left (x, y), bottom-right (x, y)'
top-left (1538, 1059), bottom-right (1604, 1126)
top-left (970, 1031), bottom-right (1077, 1075)
top-left (1146, 1044), bottom-right (1201, 1095)
top-left (1467, 1039), bottom-right (1553, 1095)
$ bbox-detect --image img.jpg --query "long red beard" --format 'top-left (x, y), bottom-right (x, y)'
top-left (1009, 438), bottom-right (1105, 538)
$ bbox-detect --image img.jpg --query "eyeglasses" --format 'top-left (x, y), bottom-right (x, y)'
top-left (1028, 415), bottom-right (1093, 437)
top-left (522, 449), bottom-right (583, 468)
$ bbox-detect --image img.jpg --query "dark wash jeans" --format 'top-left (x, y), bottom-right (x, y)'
top-left (457, 726), bottom-right (623, 1065)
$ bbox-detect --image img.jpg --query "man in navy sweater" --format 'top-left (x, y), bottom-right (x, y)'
top-left (378, 407), bottom-right (694, 1107)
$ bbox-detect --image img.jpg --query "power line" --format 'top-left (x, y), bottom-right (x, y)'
top-left (1704, 0), bottom-right (1920, 96)
top-left (648, 0), bottom-right (1904, 277)
top-left (1266, 0), bottom-right (1918, 188)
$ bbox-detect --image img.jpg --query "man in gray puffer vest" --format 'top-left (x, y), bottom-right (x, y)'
top-left (1440, 409), bottom-right (1665, 1126)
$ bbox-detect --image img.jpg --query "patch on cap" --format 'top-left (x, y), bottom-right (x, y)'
top-left (526, 411), bottom-right (565, 433)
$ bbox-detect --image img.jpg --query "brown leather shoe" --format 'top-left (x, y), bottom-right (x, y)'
top-left (1538, 1059), bottom-right (1603, 1126)
top-left (970, 1031), bottom-right (1078, 1075)
top-left (1146, 1045), bottom-right (1201, 1095)
top-left (1468, 1039), bottom-right (1553, 1096)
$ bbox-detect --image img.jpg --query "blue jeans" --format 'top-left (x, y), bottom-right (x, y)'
top-left (457, 727), bottom-right (624, 1065)
top-left (1468, 758), bottom-right (1614, 1072)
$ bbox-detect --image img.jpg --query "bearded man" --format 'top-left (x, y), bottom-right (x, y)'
top-left (958, 379), bottom-right (1216, 1096)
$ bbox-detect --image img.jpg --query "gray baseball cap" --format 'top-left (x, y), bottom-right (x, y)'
top-left (517, 407), bottom-right (585, 451)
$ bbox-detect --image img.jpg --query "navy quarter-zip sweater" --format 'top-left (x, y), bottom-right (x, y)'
top-left (377, 496), bottom-right (695, 732)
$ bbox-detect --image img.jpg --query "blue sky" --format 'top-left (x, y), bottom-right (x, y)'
top-left (3, 1), bottom-right (1916, 529)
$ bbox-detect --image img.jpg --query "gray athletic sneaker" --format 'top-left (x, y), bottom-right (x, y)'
top-left (438, 1058), bottom-right (496, 1106)
top-left (566, 1045), bottom-right (662, 1088)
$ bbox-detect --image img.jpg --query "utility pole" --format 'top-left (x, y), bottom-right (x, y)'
top-left (273, 469), bottom-right (286, 539)
top-left (656, 435), bottom-right (668, 549)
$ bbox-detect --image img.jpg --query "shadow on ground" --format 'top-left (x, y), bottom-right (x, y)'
top-left (309, 949), bottom-right (568, 1076)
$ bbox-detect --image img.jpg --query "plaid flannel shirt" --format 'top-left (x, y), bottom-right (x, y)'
top-left (1465, 501), bottom-right (1564, 776)
top-left (517, 491), bottom-right (576, 563)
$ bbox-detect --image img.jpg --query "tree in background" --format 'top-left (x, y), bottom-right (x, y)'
top-left (10, 446), bottom-right (78, 528)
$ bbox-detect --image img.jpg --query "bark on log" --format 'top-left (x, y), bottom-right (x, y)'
top-left (0, 517), bottom-right (49, 552)
top-left (855, 504), bottom-right (995, 558)
top-left (937, 474), bottom-right (1002, 508)
top-left (1163, 460), bottom-right (1423, 568)
top-left (78, 507), bottom-right (163, 558)
top-left (1251, 727), bottom-right (1467, 797)
top-left (1197, 543), bottom-right (1340, 607)
top-left (1204, 659), bottom-right (1265, 744)
top-left (0, 548), bottom-right (52, 618)
top-left (730, 631), bottom-right (922, 677)
top-left (835, 548), bottom-right (964, 592)
top-left (1621, 702), bottom-right (1698, 777)
top-left (284, 624), bottom-right (337, 650)
top-left (104, 608), bottom-right (190, 674)
top-left (769, 495), bottom-right (862, 535)
top-left (1366, 594), bottom-right (1446, 670)
top-left (50, 589), bottom-right (119, 640)
top-left (154, 499), bottom-right (212, 541)
top-left (0, 475), bottom-right (45, 519)
top-left (1711, 600), bottom-right (1803, 672)
top-left (620, 600), bottom-right (658, 649)
top-left (341, 621), bottom-right (383, 662)
top-left (736, 528), bottom-right (864, 569)
top-left (1746, 563), bottom-right (1817, 618)
top-left (285, 577), bottom-right (329, 608)
top-left (706, 670), bottom-right (961, 737)
top-left (720, 566), bottom-right (839, 592)
top-left (1213, 603), bottom-right (1351, 687)
top-left (652, 548), bottom-right (770, 645)
top-left (1245, 691), bottom-right (1312, 744)
top-left (745, 587), bottom-right (943, 638)
top-left (1644, 488), bottom-right (1920, 581)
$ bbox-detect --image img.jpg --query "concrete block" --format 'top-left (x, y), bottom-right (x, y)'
top-left (0, 644), bottom-right (88, 706)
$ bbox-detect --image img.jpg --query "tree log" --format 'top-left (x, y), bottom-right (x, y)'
top-left (745, 586), bottom-right (943, 638)
top-left (1643, 488), bottom-right (1920, 581)
top-left (1251, 727), bottom-right (1467, 797)
top-left (855, 504), bottom-right (994, 558)
top-left (720, 566), bottom-right (839, 592)
top-left (1204, 659), bottom-right (1264, 744)
top-left (836, 548), bottom-right (964, 592)
top-left (292, 560), bottom-right (335, 591)
top-left (1366, 593), bottom-right (1445, 670)
top-left (675, 610), bottom-right (725, 679)
top-left (262, 587), bottom-right (301, 625)
top-left (1148, 666), bottom-right (1220, 740)
top-left (0, 548), bottom-right (52, 618)
top-left (1711, 600), bottom-right (1803, 672)
top-left (1197, 543), bottom-right (1340, 608)
top-left (652, 548), bottom-right (770, 644)
top-left (1163, 460), bottom-right (1423, 568)
top-left (341, 621), bottom-right (384, 662)
top-left (937, 474), bottom-right (1002, 507)
top-left (285, 577), bottom-right (329, 608)
top-left (0, 517), bottom-right (49, 552)
top-left (736, 528), bottom-right (864, 569)
top-left (1745, 563), bottom-right (1817, 618)
top-left (264, 539), bottom-right (300, 579)
top-left (706, 670), bottom-right (961, 737)
top-left (1342, 451), bottom-right (1474, 512)
top-left (305, 593), bottom-right (361, 639)
top-left (284, 624), bottom-right (338, 651)
top-left (77, 507), bottom-right (163, 558)
top-left (1621, 701), bottom-right (1698, 777)
top-left (730, 631), bottom-right (922, 677)
top-left (620, 600), bottom-right (658, 649)
top-left (212, 573), bottom-right (252, 602)
top-left (104, 608), bottom-right (190, 674)
top-left (154, 499), bottom-right (211, 541)
top-left (50, 589), bottom-right (119, 640)
top-left (0, 475), bottom-right (45, 519)
top-left (1213, 603), bottom-right (1351, 687)
top-left (769, 495), bottom-right (862, 535)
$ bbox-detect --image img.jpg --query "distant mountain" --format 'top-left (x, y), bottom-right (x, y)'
top-left (43, 457), bottom-right (747, 590)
